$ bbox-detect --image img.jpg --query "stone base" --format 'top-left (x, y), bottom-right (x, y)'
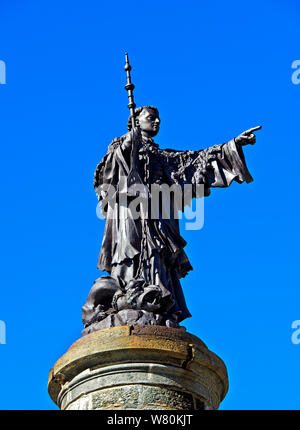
top-left (48, 326), bottom-right (228, 410)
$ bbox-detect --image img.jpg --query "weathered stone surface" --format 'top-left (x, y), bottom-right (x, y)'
top-left (68, 386), bottom-right (199, 410)
top-left (48, 326), bottom-right (228, 410)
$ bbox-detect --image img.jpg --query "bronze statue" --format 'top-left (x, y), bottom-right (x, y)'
top-left (82, 54), bottom-right (261, 335)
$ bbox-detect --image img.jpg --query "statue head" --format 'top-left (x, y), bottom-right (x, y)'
top-left (127, 106), bottom-right (160, 137)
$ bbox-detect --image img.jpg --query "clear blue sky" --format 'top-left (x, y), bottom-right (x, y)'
top-left (0, 0), bottom-right (300, 410)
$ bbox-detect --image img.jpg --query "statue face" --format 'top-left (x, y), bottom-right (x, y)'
top-left (138, 108), bottom-right (160, 137)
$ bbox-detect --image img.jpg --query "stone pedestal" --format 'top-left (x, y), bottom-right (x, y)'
top-left (48, 326), bottom-right (228, 410)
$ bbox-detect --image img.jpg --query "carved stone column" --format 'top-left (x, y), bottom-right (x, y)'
top-left (48, 326), bottom-right (228, 410)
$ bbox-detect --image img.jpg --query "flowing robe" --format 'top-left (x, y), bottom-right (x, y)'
top-left (94, 135), bottom-right (253, 322)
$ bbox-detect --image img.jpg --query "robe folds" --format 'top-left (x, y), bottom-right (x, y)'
top-left (93, 134), bottom-right (253, 322)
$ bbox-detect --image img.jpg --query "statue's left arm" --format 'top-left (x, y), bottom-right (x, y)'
top-left (160, 126), bottom-right (261, 198)
top-left (206, 126), bottom-right (261, 188)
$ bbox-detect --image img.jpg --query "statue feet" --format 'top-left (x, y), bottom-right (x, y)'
top-left (82, 277), bottom-right (179, 336)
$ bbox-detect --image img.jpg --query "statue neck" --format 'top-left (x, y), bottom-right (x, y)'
top-left (141, 131), bottom-right (154, 141)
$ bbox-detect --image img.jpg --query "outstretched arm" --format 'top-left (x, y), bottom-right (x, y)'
top-left (159, 125), bottom-right (262, 197)
top-left (207, 125), bottom-right (262, 188)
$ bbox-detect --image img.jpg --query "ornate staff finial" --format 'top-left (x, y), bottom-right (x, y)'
top-left (124, 52), bottom-right (136, 130)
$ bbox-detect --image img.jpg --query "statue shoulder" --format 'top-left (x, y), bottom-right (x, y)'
top-left (107, 135), bottom-right (126, 152)
top-left (93, 134), bottom-right (127, 189)
top-left (158, 147), bottom-right (191, 159)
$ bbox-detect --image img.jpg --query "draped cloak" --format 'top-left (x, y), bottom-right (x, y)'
top-left (93, 135), bottom-right (253, 322)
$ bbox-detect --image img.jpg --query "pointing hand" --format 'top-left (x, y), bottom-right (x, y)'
top-left (235, 126), bottom-right (262, 146)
